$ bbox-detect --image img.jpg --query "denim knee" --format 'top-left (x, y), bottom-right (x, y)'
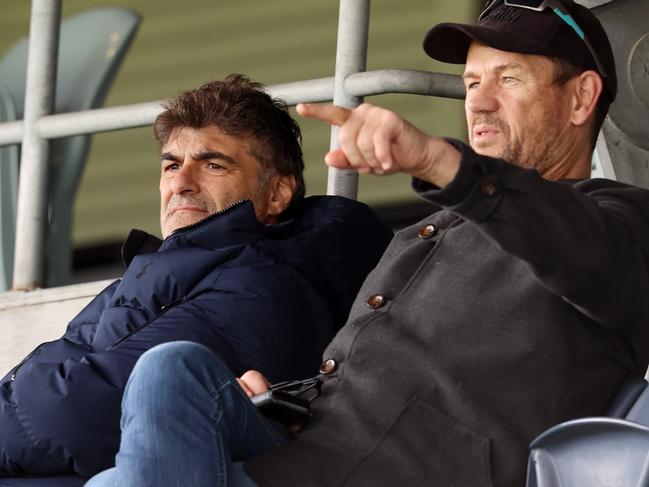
top-left (128, 341), bottom-right (233, 394)
top-left (136, 340), bottom-right (218, 375)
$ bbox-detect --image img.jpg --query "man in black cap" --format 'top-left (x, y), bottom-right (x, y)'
top-left (86, 2), bottom-right (649, 487)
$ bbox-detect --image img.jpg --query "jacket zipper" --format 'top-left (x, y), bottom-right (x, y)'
top-left (10, 339), bottom-right (58, 381)
top-left (103, 202), bottom-right (246, 351)
top-left (166, 199), bottom-right (247, 240)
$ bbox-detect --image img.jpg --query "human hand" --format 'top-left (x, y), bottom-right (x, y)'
top-left (237, 370), bottom-right (271, 398)
top-left (296, 102), bottom-right (460, 186)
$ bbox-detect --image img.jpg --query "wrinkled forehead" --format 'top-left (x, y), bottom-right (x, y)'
top-left (161, 125), bottom-right (271, 176)
top-left (464, 42), bottom-right (558, 81)
top-left (162, 125), bottom-right (252, 150)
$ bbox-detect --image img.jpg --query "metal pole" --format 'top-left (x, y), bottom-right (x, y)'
top-left (0, 122), bottom-right (23, 147)
top-left (12, 0), bottom-right (61, 290)
top-left (345, 69), bottom-right (465, 100)
top-left (269, 77), bottom-right (335, 106)
top-left (327, 0), bottom-right (370, 198)
top-left (0, 71), bottom-right (463, 147)
top-left (0, 77), bottom-right (338, 146)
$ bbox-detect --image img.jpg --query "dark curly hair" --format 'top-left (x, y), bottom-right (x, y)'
top-left (154, 74), bottom-right (305, 202)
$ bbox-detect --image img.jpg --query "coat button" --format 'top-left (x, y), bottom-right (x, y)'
top-left (319, 358), bottom-right (337, 374)
top-left (480, 180), bottom-right (499, 196)
top-left (418, 224), bottom-right (437, 239)
top-left (367, 293), bottom-right (387, 309)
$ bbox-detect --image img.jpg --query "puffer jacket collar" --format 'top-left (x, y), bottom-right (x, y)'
top-left (122, 200), bottom-right (266, 266)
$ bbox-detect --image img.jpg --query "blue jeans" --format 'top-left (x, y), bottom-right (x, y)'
top-left (85, 341), bottom-right (287, 487)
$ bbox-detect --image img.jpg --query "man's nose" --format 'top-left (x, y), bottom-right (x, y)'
top-left (170, 163), bottom-right (199, 195)
top-left (466, 81), bottom-right (499, 114)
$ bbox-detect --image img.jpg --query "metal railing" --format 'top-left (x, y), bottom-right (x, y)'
top-left (0, 0), bottom-right (465, 290)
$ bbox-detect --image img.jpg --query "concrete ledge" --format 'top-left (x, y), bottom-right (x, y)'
top-left (0, 280), bottom-right (113, 309)
top-left (0, 279), bottom-right (113, 376)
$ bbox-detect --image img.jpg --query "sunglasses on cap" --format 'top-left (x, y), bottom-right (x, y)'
top-left (479, 0), bottom-right (608, 77)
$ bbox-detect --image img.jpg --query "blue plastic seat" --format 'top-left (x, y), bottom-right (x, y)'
top-left (526, 417), bottom-right (649, 487)
top-left (0, 6), bottom-right (141, 289)
top-left (526, 377), bottom-right (649, 487)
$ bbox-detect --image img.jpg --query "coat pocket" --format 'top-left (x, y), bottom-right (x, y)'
top-left (342, 396), bottom-right (494, 487)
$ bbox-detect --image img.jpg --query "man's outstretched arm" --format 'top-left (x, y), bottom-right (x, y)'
top-left (300, 102), bottom-right (649, 361)
top-left (296, 102), bottom-right (461, 186)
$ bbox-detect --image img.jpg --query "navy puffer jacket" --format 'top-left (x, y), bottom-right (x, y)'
top-left (0, 196), bottom-right (392, 478)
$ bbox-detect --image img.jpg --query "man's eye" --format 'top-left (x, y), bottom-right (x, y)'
top-left (466, 81), bottom-right (479, 90)
top-left (207, 162), bottom-right (224, 170)
top-left (163, 163), bottom-right (179, 172)
top-left (502, 76), bottom-right (516, 84)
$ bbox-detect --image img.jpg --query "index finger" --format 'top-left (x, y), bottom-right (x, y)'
top-left (296, 103), bottom-right (351, 126)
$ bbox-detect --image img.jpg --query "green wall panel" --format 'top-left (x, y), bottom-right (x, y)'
top-left (0, 1), bottom-right (479, 246)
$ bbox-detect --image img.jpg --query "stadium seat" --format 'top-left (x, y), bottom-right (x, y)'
top-left (593, 0), bottom-right (649, 187)
top-left (0, 6), bottom-right (141, 290)
top-left (526, 417), bottom-right (649, 487)
top-left (526, 377), bottom-right (649, 487)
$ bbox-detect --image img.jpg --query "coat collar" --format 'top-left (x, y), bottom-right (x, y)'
top-left (121, 200), bottom-right (267, 267)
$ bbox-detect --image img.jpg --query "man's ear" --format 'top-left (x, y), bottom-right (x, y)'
top-left (570, 70), bottom-right (603, 127)
top-left (266, 174), bottom-right (296, 217)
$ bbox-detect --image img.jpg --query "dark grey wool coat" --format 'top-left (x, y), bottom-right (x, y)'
top-left (246, 141), bottom-right (649, 487)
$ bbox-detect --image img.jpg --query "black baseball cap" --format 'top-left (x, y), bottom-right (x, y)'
top-left (422, 0), bottom-right (617, 102)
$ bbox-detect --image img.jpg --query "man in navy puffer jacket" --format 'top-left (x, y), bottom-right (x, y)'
top-left (0, 75), bottom-right (392, 480)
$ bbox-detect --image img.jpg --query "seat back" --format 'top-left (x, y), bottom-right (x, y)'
top-left (0, 7), bottom-right (141, 120)
top-left (592, 0), bottom-right (649, 188)
top-left (0, 7), bottom-right (141, 287)
top-left (526, 418), bottom-right (649, 487)
top-left (526, 376), bottom-right (649, 487)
